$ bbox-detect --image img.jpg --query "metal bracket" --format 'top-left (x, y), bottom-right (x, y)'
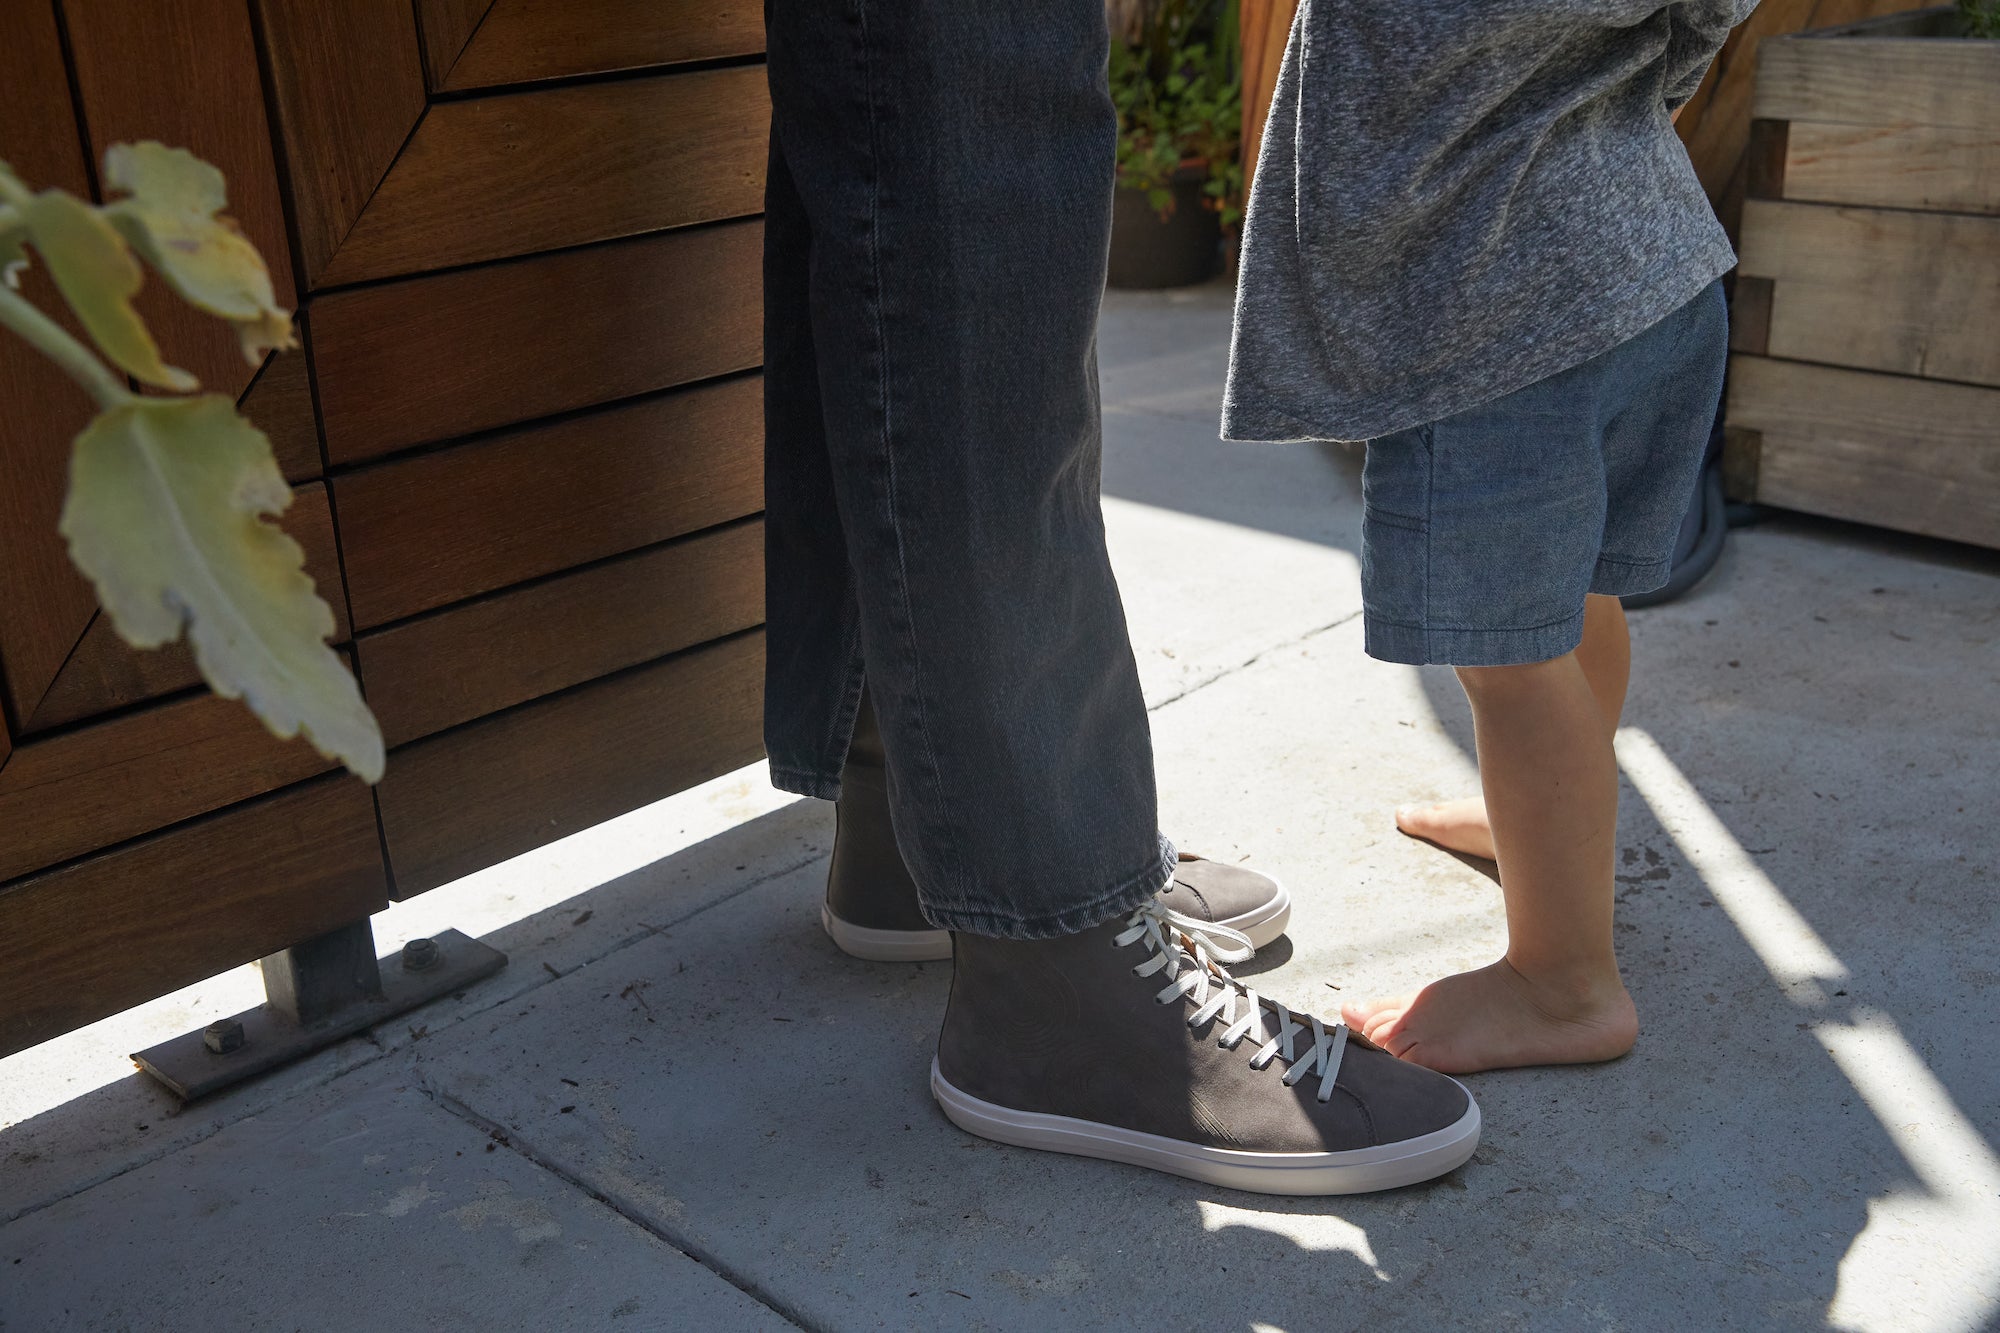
top-left (132, 923), bottom-right (505, 1101)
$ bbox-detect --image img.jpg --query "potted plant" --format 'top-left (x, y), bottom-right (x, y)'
top-left (1106, 0), bottom-right (1244, 289)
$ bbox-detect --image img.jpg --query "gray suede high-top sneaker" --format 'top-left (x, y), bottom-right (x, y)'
top-left (932, 901), bottom-right (1481, 1195)
top-left (822, 696), bottom-right (1292, 962)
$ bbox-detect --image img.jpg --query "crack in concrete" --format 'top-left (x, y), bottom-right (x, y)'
top-left (415, 1077), bottom-right (818, 1332)
top-left (1145, 609), bottom-right (1365, 715)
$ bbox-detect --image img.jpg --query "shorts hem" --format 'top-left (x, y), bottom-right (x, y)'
top-left (1364, 607), bottom-right (1588, 667)
top-left (1590, 554), bottom-right (1674, 597)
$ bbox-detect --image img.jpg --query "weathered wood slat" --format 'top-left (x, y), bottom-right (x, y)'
top-left (0, 776), bottom-right (387, 1059)
top-left (0, 2), bottom-right (109, 734)
top-left (1781, 122), bottom-right (2000, 216)
top-left (318, 67), bottom-right (769, 286)
top-left (1755, 16), bottom-right (2000, 130)
top-left (334, 375), bottom-right (762, 627)
top-left (1727, 354), bottom-right (2000, 547)
top-left (26, 483), bottom-right (349, 732)
top-left (376, 631), bottom-right (765, 896)
top-left (1737, 199), bottom-right (2000, 387)
top-left (0, 677), bottom-right (341, 883)
top-left (63, 0), bottom-right (297, 393)
top-left (310, 220), bottom-right (763, 462)
top-left (358, 519), bottom-right (764, 746)
top-left (253, 0), bottom-right (428, 287)
top-left (441, 0), bottom-right (765, 92)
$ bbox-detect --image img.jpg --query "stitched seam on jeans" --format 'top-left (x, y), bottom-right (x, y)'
top-left (1419, 422), bottom-right (1436, 658)
top-left (1410, 609), bottom-right (1587, 636)
top-left (1596, 550), bottom-right (1667, 567)
top-left (855, 0), bottom-right (962, 898)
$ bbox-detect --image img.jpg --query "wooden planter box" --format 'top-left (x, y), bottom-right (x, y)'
top-left (1723, 7), bottom-right (2000, 548)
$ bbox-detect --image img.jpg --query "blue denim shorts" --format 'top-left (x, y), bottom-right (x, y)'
top-left (1359, 280), bottom-right (1728, 667)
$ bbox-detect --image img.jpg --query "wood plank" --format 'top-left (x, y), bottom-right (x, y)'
top-left (416, 0), bottom-right (497, 88)
top-left (377, 631), bottom-right (765, 896)
top-left (1738, 200), bottom-right (2000, 387)
top-left (1782, 121), bottom-right (2000, 216)
top-left (63, 0), bottom-right (297, 391)
top-left (0, 776), bottom-right (386, 1059)
top-left (1239, 0), bottom-right (1299, 196)
top-left (319, 66), bottom-right (769, 286)
top-left (334, 375), bottom-right (762, 626)
top-left (1726, 354), bottom-right (2000, 547)
top-left (442, 0), bottom-right (764, 91)
top-left (311, 220), bottom-right (763, 463)
top-left (0, 680), bottom-right (341, 884)
top-left (0, 1), bottom-right (107, 735)
top-left (1756, 22), bottom-right (2000, 131)
top-left (238, 350), bottom-right (323, 483)
top-left (26, 483), bottom-right (350, 731)
top-left (358, 519), bottom-right (764, 746)
top-left (253, 0), bottom-right (428, 286)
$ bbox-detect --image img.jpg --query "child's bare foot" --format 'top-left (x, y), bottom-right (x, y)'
top-left (1394, 797), bottom-right (1496, 861)
top-left (1339, 959), bottom-right (1638, 1074)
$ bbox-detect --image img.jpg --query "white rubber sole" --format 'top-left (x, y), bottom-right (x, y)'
top-left (931, 1057), bottom-right (1481, 1196)
top-left (821, 878), bottom-right (1294, 963)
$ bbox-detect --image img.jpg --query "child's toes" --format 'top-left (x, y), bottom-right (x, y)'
top-left (1342, 993), bottom-right (1411, 1033)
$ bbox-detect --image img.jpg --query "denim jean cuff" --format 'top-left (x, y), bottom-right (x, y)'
top-left (921, 833), bottom-right (1178, 941)
top-left (769, 765), bottom-right (843, 803)
top-left (1364, 608), bottom-right (1587, 667)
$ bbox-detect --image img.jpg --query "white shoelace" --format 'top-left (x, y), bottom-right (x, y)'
top-left (1113, 899), bottom-right (1351, 1103)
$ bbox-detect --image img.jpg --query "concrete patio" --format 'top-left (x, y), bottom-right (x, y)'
top-left (4, 282), bottom-right (1996, 1333)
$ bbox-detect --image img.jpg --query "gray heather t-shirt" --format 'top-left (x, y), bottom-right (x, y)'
top-left (1223, 0), bottom-right (1757, 443)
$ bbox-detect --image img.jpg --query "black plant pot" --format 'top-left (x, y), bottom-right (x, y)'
top-left (1107, 170), bottom-right (1221, 290)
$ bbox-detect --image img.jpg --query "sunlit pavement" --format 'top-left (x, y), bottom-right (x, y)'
top-left (4, 282), bottom-right (1996, 1332)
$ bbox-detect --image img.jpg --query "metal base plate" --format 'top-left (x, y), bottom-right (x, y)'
top-left (133, 929), bottom-right (506, 1101)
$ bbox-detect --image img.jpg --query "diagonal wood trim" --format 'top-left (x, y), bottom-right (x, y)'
top-left (416, 0), bottom-right (499, 89)
top-left (311, 219), bottom-right (763, 462)
top-left (0, 672), bottom-right (342, 883)
top-left (254, 0), bottom-right (428, 287)
top-left (317, 66), bottom-right (769, 286)
top-left (0, 775), bottom-right (387, 1060)
top-left (63, 0), bottom-right (297, 400)
top-left (441, 0), bottom-right (765, 91)
top-left (25, 482), bottom-right (350, 733)
top-left (0, 1), bottom-right (113, 736)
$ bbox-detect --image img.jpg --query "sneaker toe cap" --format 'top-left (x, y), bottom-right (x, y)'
top-left (1335, 1043), bottom-right (1473, 1143)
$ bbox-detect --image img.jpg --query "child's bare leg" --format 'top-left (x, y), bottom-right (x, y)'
top-left (1344, 645), bottom-right (1638, 1072)
top-left (1396, 593), bottom-right (1630, 859)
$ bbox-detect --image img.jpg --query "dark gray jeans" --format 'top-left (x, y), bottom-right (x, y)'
top-left (762, 0), bottom-right (1173, 938)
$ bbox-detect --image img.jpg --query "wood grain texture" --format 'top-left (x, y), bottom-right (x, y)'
top-left (237, 350), bottom-right (323, 482)
top-left (1782, 121), bottom-right (2000, 216)
top-left (416, 0), bottom-right (497, 88)
top-left (334, 374), bottom-right (762, 627)
top-left (25, 483), bottom-right (350, 732)
top-left (318, 66), bottom-right (769, 286)
top-left (377, 631), bottom-right (765, 896)
top-left (0, 3), bottom-right (113, 733)
top-left (1726, 354), bottom-right (2000, 547)
top-left (1239, 0), bottom-right (1299, 196)
top-left (63, 0), bottom-right (297, 393)
top-left (253, 0), bottom-right (428, 286)
top-left (1756, 13), bottom-right (2000, 130)
top-left (311, 219), bottom-right (763, 462)
top-left (0, 776), bottom-right (387, 1059)
top-left (1738, 200), bottom-right (2000, 387)
top-left (0, 679), bottom-right (340, 883)
top-left (358, 519), bottom-right (764, 746)
top-left (442, 0), bottom-right (765, 91)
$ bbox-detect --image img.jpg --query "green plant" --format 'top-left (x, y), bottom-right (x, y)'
top-left (1108, 0), bottom-right (1244, 226)
top-left (0, 143), bottom-right (384, 782)
top-left (1959, 0), bottom-right (2000, 38)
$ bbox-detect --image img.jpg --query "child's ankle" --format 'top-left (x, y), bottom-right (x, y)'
top-left (1498, 952), bottom-right (1628, 1015)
